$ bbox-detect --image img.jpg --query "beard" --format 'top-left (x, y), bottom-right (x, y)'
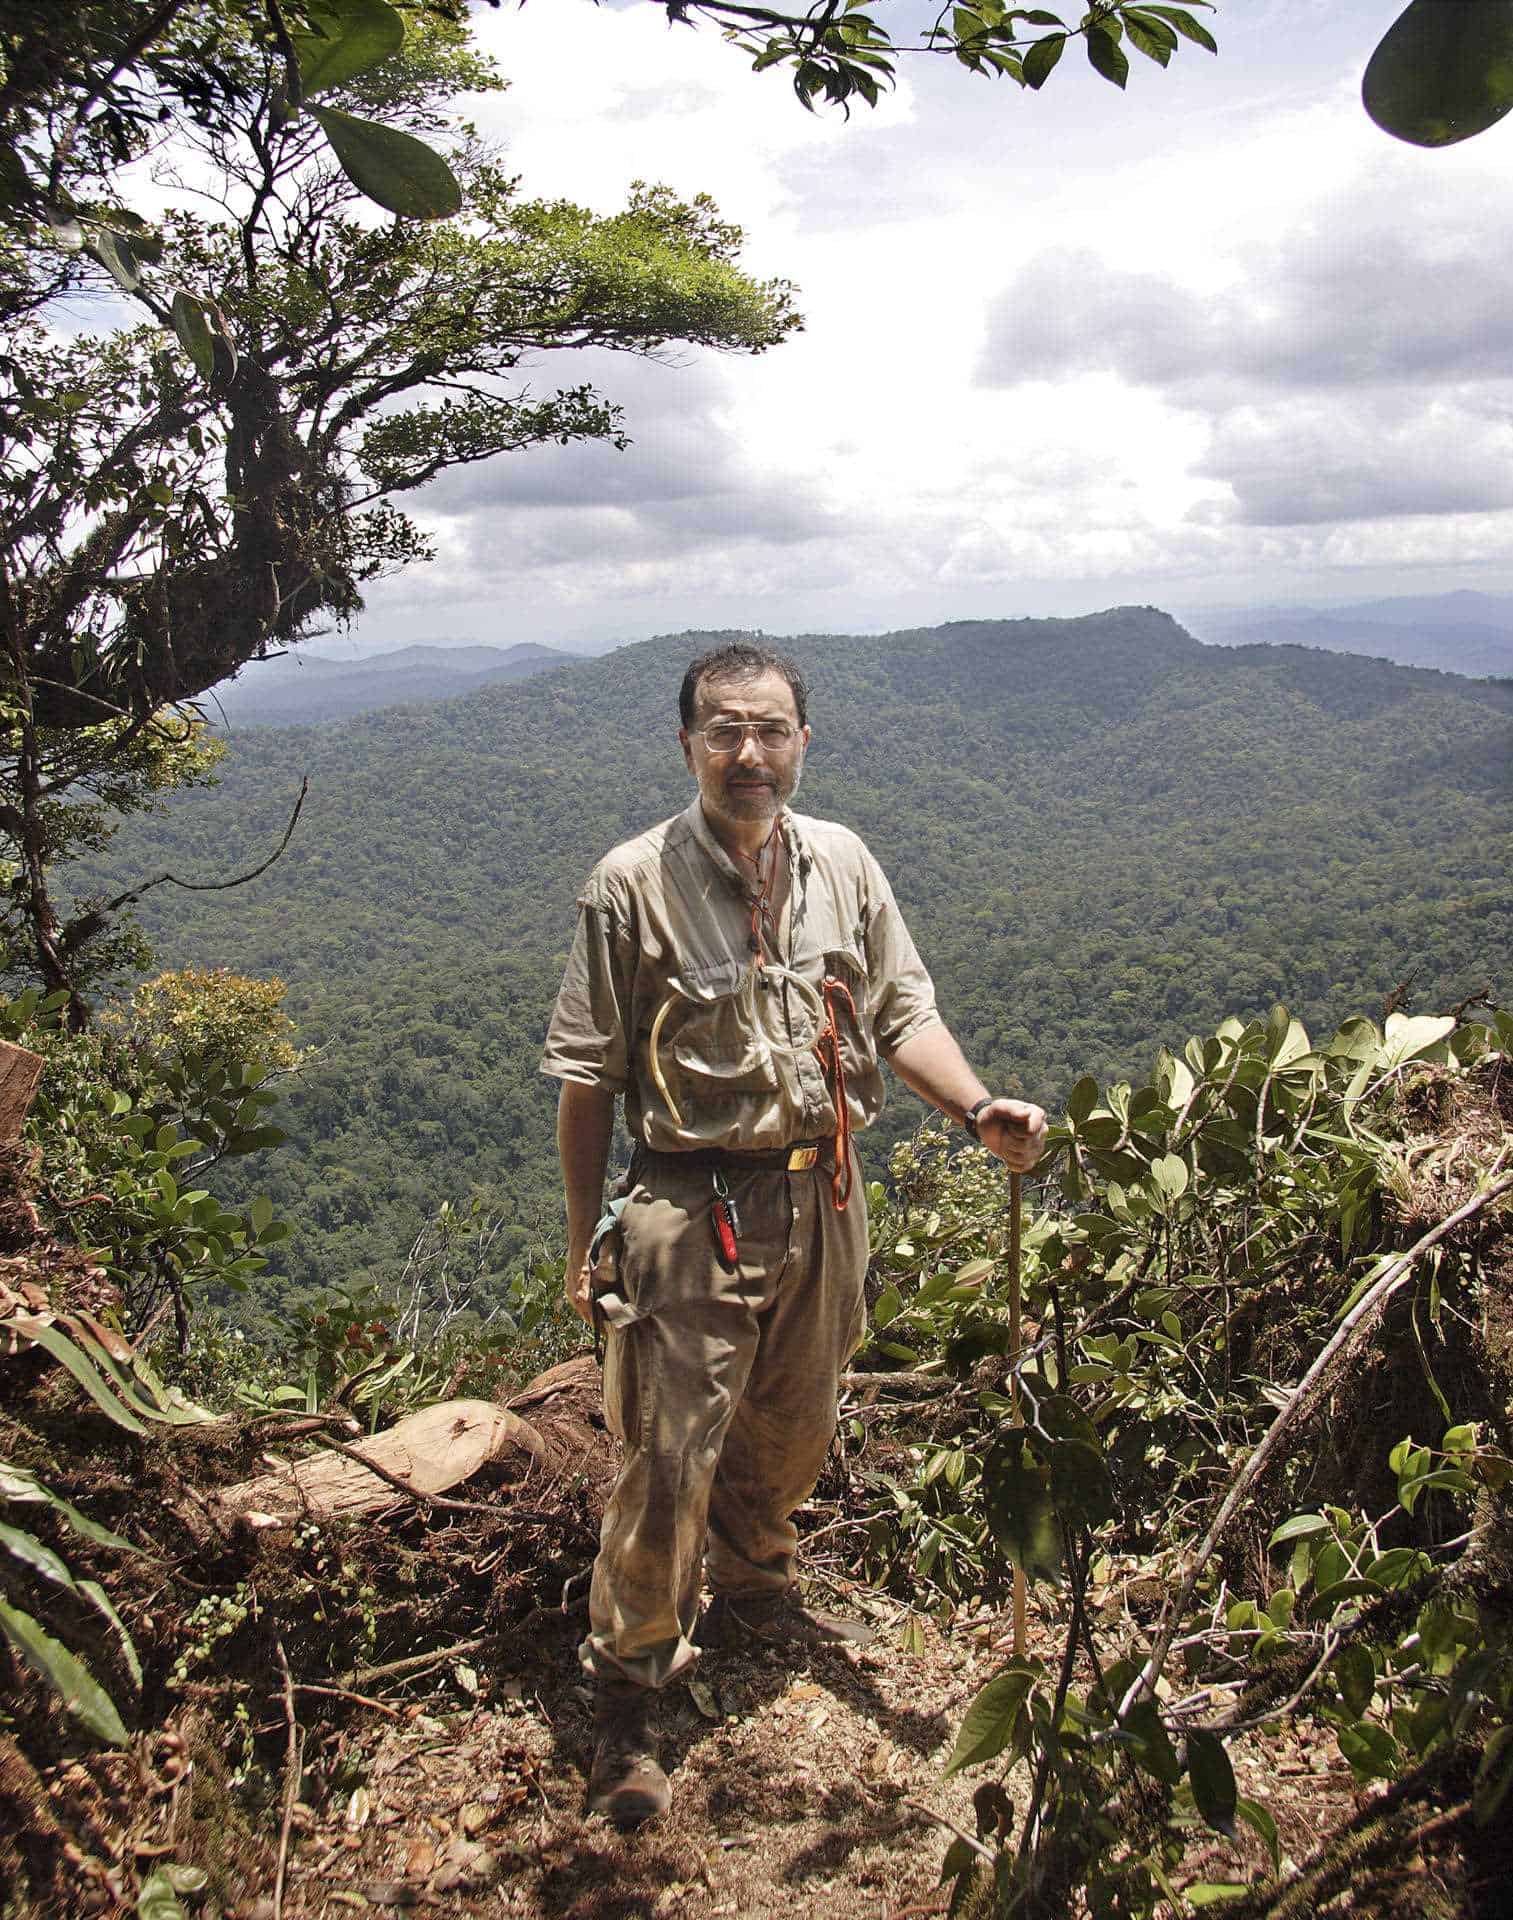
top-left (714, 754), bottom-right (803, 823)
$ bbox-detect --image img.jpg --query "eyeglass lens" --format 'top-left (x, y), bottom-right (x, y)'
top-left (703, 722), bottom-right (796, 751)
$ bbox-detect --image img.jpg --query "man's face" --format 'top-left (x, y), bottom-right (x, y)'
top-left (680, 669), bottom-right (810, 833)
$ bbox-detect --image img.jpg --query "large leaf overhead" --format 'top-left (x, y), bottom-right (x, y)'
top-left (294, 0), bottom-right (406, 98)
top-left (306, 105), bottom-right (463, 219)
top-left (1363, 0), bottom-right (1513, 147)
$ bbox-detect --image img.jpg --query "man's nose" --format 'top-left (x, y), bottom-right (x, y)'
top-left (735, 731), bottom-right (764, 765)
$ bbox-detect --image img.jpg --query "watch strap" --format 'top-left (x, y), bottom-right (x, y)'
top-left (963, 1096), bottom-right (994, 1139)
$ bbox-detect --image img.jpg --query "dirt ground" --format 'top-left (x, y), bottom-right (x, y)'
top-left (197, 1575), bottom-right (1367, 1920)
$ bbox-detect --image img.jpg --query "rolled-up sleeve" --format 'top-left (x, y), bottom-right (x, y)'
top-left (540, 890), bottom-right (634, 1092)
top-left (861, 854), bottom-right (940, 1054)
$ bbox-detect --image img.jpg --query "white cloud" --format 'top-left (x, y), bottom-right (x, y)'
top-left (348, 1), bottom-right (1513, 650)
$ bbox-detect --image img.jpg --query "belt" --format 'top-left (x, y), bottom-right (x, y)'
top-left (639, 1140), bottom-right (832, 1173)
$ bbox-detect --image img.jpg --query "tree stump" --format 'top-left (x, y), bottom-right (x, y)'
top-left (0, 1042), bottom-right (43, 1144)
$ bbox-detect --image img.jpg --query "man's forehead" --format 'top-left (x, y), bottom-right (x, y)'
top-left (692, 670), bottom-right (799, 722)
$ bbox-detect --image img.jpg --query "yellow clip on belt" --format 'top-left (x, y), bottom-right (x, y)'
top-left (786, 1145), bottom-right (819, 1171)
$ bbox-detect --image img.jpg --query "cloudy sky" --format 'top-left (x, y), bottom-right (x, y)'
top-left (339, 0), bottom-right (1513, 655)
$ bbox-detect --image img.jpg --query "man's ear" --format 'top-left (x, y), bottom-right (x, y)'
top-left (679, 727), bottom-right (695, 773)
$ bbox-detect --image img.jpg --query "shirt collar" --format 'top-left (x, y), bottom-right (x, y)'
top-left (685, 798), bottom-right (804, 889)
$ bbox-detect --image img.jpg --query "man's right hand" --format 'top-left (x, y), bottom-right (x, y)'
top-left (565, 1248), bottom-right (593, 1326)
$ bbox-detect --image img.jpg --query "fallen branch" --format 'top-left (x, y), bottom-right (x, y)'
top-left (1121, 1167), bottom-right (1513, 1719)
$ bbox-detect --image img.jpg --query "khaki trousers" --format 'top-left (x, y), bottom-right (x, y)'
top-left (581, 1146), bottom-right (868, 1690)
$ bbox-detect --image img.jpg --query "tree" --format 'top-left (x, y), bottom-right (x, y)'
top-left (0, 3), bottom-right (797, 1005)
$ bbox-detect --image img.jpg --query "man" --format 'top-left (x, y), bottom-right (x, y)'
top-left (541, 642), bottom-right (1046, 1827)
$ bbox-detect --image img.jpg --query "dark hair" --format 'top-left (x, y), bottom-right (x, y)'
top-left (679, 642), bottom-right (808, 729)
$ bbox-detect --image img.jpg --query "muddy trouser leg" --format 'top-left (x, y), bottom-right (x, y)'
top-left (705, 1149), bottom-right (868, 1600)
top-left (581, 1159), bottom-right (782, 1691)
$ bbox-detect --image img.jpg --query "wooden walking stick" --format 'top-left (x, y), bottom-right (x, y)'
top-left (1007, 1166), bottom-right (1026, 1655)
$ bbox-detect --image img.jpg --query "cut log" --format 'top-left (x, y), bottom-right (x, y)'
top-left (0, 1042), bottom-right (43, 1144)
top-left (506, 1350), bottom-right (600, 1411)
top-left (215, 1398), bottom-right (561, 1524)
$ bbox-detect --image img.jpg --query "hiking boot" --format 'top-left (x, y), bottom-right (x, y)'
top-left (587, 1680), bottom-right (671, 1828)
top-left (699, 1589), bottom-right (873, 1650)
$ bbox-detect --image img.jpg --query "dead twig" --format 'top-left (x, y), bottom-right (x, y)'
top-left (903, 1798), bottom-right (995, 1867)
top-left (273, 1640), bottom-right (301, 1920)
top-left (349, 1635), bottom-right (494, 1688)
top-left (1122, 1168), bottom-right (1513, 1720)
top-left (292, 1681), bottom-right (402, 1720)
top-left (313, 1434), bottom-right (515, 1522)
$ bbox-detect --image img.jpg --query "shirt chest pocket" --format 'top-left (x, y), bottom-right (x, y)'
top-left (649, 960), bottom-right (782, 1110)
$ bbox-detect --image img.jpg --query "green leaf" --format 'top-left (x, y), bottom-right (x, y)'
top-left (1333, 1643), bottom-right (1375, 1717)
top-left (1474, 1724), bottom-right (1513, 1827)
top-left (1363, 0), bottom-right (1513, 148)
top-left (1379, 1011), bottom-right (1457, 1068)
top-left (981, 1430), bottom-right (1062, 1583)
top-left (0, 1596), bottom-right (129, 1745)
top-left (1269, 1512), bottom-right (1331, 1549)
top-left (161, 1865), bottom-right (209, 1895)
top-left (1085, 21), bottom-right (1128, 86)
top-left (170, 292), bottom-right (216, 381)
top-left (1123, 12), bottom-right (1175, 66)
top-left (1184, 1888), bottom-right (1248, 1908)
top-left (1141, 4), bottom-right (1218, 53)
top-left (1150, 1153), bottom-right (1188, 1203)
top-left (1337, 1720), bottom-right (1400, 1782)
top-left (136, 1868), bottom-right (188, 1920)
top-left (294, 0), bottom-right (406, 98)
top-left (250, 1195), bottom-right (275, 1236)
top-left (306, 106), bottom-right (462, 220)
top-left (77, 1579), bottom-right (142, 1691)
top-left (1120, 1697), bottom-right (1180, 1783)
top-left (1187, 1727), bottom-right (1237, 1836)
top-left (1235, 1797), bottom-right (1280, 1872)
top-left (87, 227), bottom-right (140, 291)
top-left (944, 1660), bottom-right (1038, 1774)
top-left (0, 1519), bottom-right (77, 1590)
top-left (9, 1319), bottom-right (147, 1434)
top-left (1022, 32), bottom-right (1066, 88)
top-left (0, 1467), bottom-right (136, 1554)
top-left (1046, 1435), bottom-right (1115, 1527)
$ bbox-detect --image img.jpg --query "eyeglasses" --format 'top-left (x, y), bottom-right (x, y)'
top-left (692, 720), bottom-right (802, 754)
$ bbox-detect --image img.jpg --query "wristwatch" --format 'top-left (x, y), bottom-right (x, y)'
top-left (962, 1097), bottom-right (995, 1139)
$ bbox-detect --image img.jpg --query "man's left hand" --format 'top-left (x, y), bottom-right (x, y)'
top-left (975, 1099), bottom-right (1048, 1173)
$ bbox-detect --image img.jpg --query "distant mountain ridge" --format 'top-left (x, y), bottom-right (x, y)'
top-left (82, 605), bottom-right (1513, 1318)
top-left (211, 640), bottom-right (584, 726)
top-left (1184, 590), bottom-right (1513, 680)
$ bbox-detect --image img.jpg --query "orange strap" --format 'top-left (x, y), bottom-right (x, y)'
top-left (815, 975), bottom-right (857, 1210)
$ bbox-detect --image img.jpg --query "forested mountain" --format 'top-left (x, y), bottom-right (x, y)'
top-left (211, 640), bottom-right (584, 727)
top-left (1186, 589), bottom-right (1513, 678)
top-left (76, 607), bottom-right (1513, 1323)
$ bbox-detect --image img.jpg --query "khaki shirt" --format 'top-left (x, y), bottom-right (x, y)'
top-left (540, 800), bottom-right (940, 1153)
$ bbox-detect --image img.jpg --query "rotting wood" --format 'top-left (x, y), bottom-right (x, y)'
top-left (215, 1398), bottom-right (561, 1524)
top-left (0, 1041), bottom-right (43, 1144)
